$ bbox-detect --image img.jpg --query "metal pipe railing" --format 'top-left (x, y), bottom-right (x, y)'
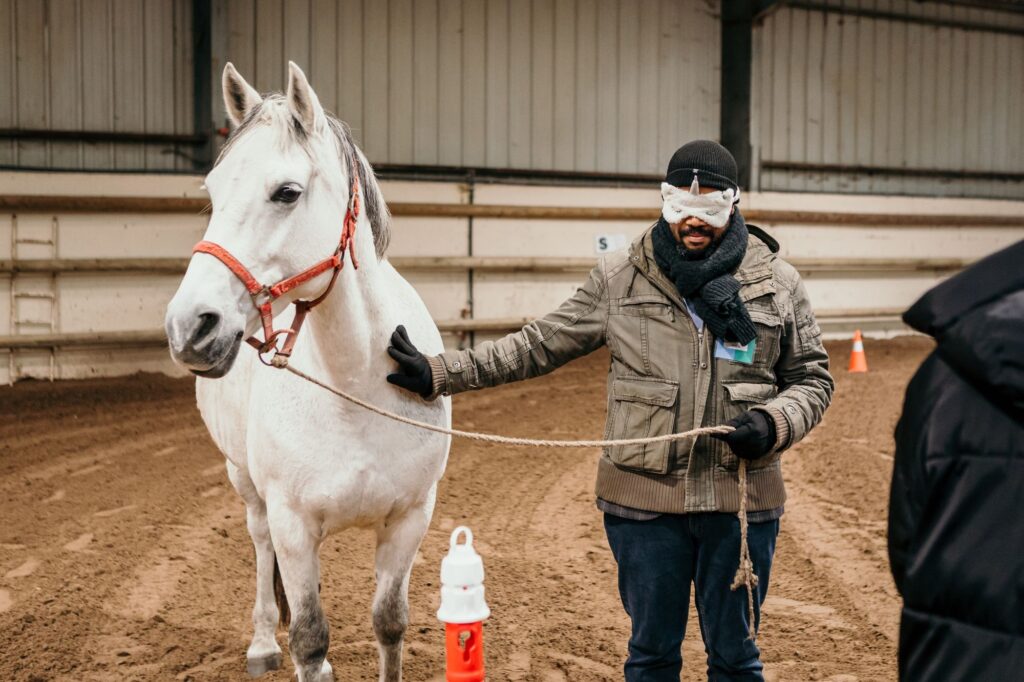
top-left (0, 256), bottom-right (977, 275)
top-left (0, 307), bottom-right (909, 350)
top-left (0, 194), bottom-right (1022, 227)
top-left (0, 129), bottom-right (209, 146)
top-left (0, 330), bottom-right (168, 350)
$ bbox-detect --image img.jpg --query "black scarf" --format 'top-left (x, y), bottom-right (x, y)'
top-left (651, 211), bottom-right (757, 345)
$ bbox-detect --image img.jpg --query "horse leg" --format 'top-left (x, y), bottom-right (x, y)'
top-left (373, 495), bottom-right (435, 682)
top-left (225, 461), bottom-right (283, 677)
top-left (267, 503), bottom-right (332, 682)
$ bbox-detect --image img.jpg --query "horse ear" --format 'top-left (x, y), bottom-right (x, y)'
top-left (286, 61), bottom-right (326, 134)
top-left (222, 62), bottom-right (262, 128)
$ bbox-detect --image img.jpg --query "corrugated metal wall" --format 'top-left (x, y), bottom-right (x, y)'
top-left (752, 0), bottom-right (1024, 199)
top-left (220, 0), bottom-right (721, 175)
top-left (0, 0), bottom-right (195, 171)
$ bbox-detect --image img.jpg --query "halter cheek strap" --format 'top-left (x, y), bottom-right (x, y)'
top-left (192, 166), bottom-right (361, 367)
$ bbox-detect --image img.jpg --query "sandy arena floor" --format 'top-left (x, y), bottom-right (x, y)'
top-left (0, 337), bottom-right (932, 681)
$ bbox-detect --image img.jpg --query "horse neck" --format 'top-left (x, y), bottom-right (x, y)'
top-left (296, 215), bottom-right (389, 386)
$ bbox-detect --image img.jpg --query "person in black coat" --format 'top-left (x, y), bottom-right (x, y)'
top-left (888, 239), bottom-right (1024, 681)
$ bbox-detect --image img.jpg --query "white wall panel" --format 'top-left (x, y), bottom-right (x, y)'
top-left (387, 218), bottom-right (469, 258)
top-left (473, 271), bottom-right (583, 317)
top-left (59, 274), bottom-right (184, 333)
top-left (56, 214), bottom-right (206, 258)
top-left (801, 274), bottom-right (946, 314)
top-left (3, 171), bottom-right (1023, 384)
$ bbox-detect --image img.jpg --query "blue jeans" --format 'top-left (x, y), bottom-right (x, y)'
top-left (604, 513), bottom-right (779, 681)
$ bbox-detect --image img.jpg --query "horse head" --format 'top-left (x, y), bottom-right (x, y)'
top-left (165, 61), bottom-right (388, 377)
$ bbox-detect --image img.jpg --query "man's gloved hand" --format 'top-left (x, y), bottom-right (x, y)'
top-left (715, 409), bottom-right (776, 460)
top-left (386, 325), bottom-right (433, 398)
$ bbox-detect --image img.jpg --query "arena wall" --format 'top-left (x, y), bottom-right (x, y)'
top-left (2, 170), bottom-right (1022, 384)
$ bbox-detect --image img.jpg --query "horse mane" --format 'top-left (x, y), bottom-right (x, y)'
top-left (215, 95), bottom-right (391, 259)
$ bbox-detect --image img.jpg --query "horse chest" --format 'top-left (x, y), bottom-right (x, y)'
top-left (231, 380), bottom-right (447, 518)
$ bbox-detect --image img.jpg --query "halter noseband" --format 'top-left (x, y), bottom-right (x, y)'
top-left (192, 164), bottom-right (361, 367)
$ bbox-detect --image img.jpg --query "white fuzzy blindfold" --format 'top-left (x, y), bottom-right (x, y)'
top-left (661, 178), bottom-right (740, 229)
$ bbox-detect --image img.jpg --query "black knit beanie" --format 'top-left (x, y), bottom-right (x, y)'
top-left (665, 140), bottom-right (739, 192)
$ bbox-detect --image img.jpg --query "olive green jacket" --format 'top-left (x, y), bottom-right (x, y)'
top-left (426, 225), bottom-right (834, 513)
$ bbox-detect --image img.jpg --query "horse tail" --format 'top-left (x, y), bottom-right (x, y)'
top-left (273, 553), bottom-right (290, 627)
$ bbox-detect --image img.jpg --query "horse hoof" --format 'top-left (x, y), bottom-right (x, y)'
top-left (246, 652), bottom-right (282, 677)
top-left (319, 659), bottom-right (334, 681)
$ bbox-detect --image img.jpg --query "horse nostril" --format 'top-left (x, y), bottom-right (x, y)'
top-left (190, 311), bottom-right (222, 349)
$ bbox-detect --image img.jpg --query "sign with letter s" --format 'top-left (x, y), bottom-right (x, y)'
top-left (595, 234), bottom-right (628, 254)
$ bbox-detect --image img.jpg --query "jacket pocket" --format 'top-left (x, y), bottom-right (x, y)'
top-left (718, 295), bottom-right (782, 384)
top-left (723, 382), bottom-right (778, 405)
top-left (605, 376), bottom-right (680, 474)
top-left (719, 382), bottom-right (780, 471)
top-left (610, 294), bottom-right (675, 317)
top-left (745, 302), bottom-right (783, 367)
top-left (608, 295), bottom-right (679, 377)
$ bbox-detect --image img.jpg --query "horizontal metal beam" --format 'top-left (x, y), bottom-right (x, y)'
top-left (814, 307), bottom-right (906, 320)
top-left (0, 330), bottom-right (168, 350)
top-left (0, 256), bottom-right (976, 276)
top-left (0, 129), bottom-right (210, 145)
top-left (373, 163), bottom-right (662, 187)
top-left (0, 258), bottom-right (190, 274)
top-left (391, 203), bottom-right (655, 220)
top-left (2, 195), bottom-right (1021, 227)
top-left (0, 195), bottom-right (211, 213)
top-left (391, 256), bottom-right (974, 273)
top-left (392, 204), bottom-right (1024, 226)
top-left (790, 258), bottom-right (972, 273)
top-left (0, 307), bottom-right (908, 349)
top-left (780, 1), bottom-right (1024, 36)
top-left (392, 257), bottom-right (597, 272)
top-left (761, 160), bottom-right (1024, 183)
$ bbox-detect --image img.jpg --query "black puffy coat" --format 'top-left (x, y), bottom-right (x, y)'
top-left (889, 239), bottom-right (1024, 681)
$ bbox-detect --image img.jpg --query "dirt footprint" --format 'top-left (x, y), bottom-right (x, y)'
top-left (70, 463), bottom-right (105, 477)
top-left (201, 463), bottom-right (224, 476)
top-left (503, 650), bottom-right (531, 680)
top-left (4, 558), bottom-right (40, 579)
top-left (43, 489), bottom-right (66, 503)
top-left (64, 533), bottom-right (94, 552)
top-left (94, 504), bottom-right (137, 518)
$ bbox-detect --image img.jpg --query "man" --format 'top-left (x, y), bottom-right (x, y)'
top-left (888, 240), bottom-right (1024, 681)
top-left (388, 140), bottom-right (834, 681)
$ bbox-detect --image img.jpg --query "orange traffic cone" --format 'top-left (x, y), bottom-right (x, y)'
top-left (848, 330), bottom-right (868, 373)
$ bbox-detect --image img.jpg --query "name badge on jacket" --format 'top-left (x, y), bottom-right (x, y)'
top-left (714, 338), bottom-right (757, 365)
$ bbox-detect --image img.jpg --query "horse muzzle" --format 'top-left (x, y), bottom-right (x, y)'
top-left (165, 305), bottom-right (244, 377)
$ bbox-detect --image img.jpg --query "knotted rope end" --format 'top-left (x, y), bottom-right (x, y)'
top-left (730, 564), bottom-right (759, 592)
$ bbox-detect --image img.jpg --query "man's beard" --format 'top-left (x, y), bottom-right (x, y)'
top-left (678, 226), bottom-right (721, 260)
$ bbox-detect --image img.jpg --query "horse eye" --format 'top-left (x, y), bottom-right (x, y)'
top-left (271, 184), bottom-right (302, 204)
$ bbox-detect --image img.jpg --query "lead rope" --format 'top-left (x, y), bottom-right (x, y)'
top-left (273, 360), bottom-right (754, 635)
top-left (731, 458), bottom-right (758, 640)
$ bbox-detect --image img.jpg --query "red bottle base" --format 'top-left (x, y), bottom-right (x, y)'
top-left (445, 621), bottom-right (485, 682)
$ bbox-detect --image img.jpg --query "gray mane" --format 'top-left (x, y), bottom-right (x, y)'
top-left (215, 95), bottom-right (391, 259)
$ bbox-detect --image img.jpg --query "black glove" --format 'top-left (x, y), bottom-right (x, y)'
top-left (715, 409), bottom-right (776, 460)
top-left (386, 326), bottom-right (434, 398)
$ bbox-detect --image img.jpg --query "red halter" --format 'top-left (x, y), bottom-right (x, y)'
top-left (192, 170), bottom-right (361, 366)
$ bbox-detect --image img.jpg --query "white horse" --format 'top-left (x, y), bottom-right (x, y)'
top-left (164, 61), bottom-right (451, 682)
